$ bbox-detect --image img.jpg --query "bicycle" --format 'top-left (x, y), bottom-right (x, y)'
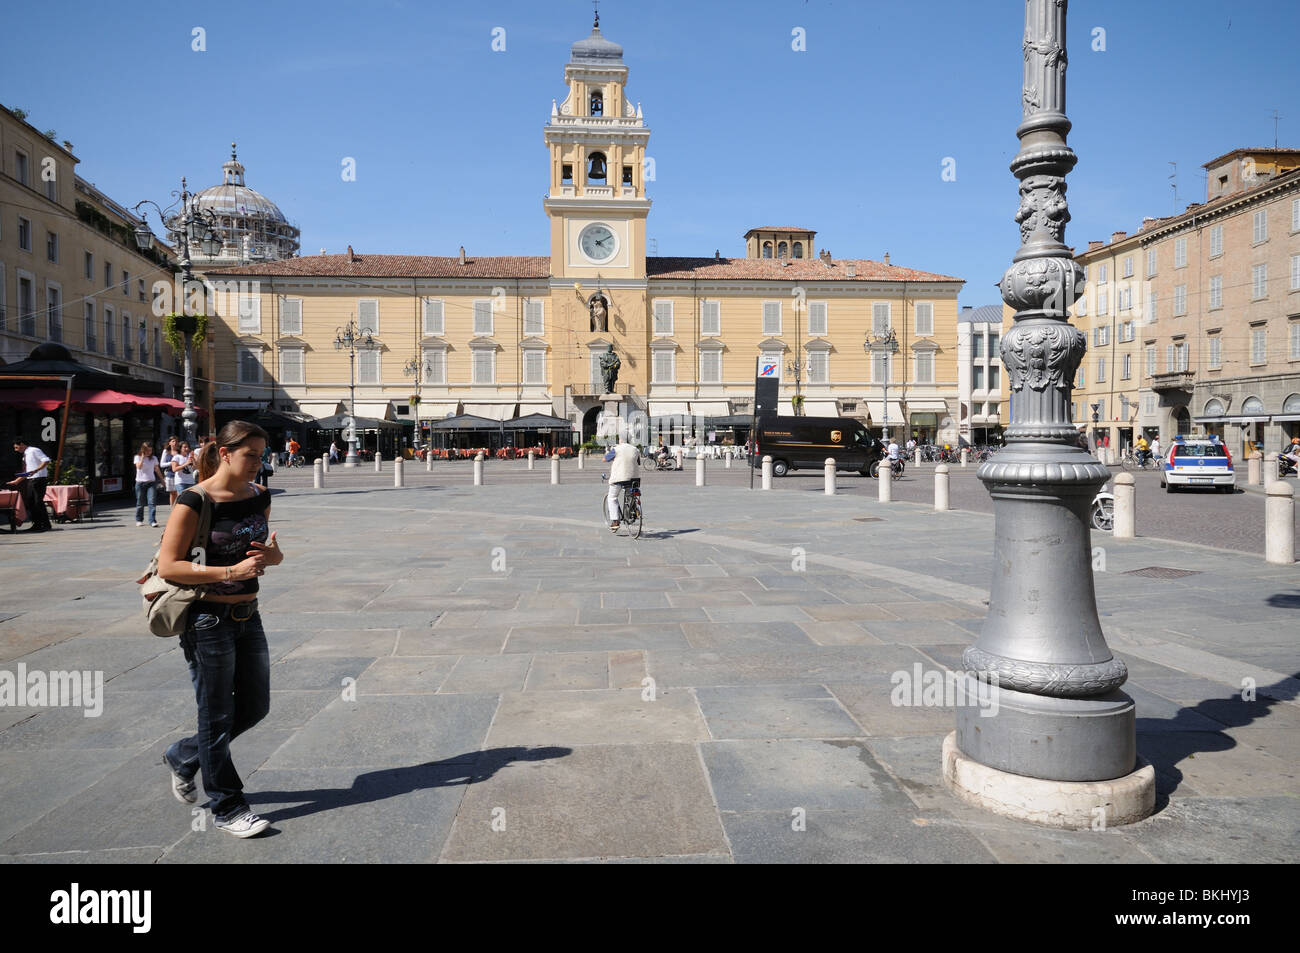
top-left (641, 452), bottom-right (676, 472)
top-left (1120, 448), bottom-right (1160, 471)
top-left (600, 474), bottom-right (643, 538)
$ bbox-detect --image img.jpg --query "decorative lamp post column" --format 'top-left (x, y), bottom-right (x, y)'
top-left (334, 320), bottom-right (374, 467)
top-left (403, 355), bottom-right (423, 455)
top-left (134, 180), bottom-right (221, 446)
top-left (943, 0), bottom-right (1154, 828)
top-left (868, 329), bottom-right (899, 440)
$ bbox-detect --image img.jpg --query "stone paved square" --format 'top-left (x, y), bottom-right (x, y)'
top-left (0, 471), bottom-right (1295, 863)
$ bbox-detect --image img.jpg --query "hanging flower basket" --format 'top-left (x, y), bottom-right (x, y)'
top-left (163, 313), bottom-right (208, 353)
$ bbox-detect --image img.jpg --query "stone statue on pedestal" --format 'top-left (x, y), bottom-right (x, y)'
top-left (599, 348), bottom-right (621, 395)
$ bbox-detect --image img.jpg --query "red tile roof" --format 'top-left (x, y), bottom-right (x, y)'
top-left (208, 253), bottom-right (961, 284)
top-left (208, 254), bottom-right (550, 279)
top-left (647, 257), bottom-right (962, 283)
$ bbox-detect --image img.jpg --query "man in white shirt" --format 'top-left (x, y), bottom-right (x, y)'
top-left (11, 437), bottom-right (52, 532)
top-left (602, 440), bottom-right (641, 532)
top-left (1150, 436), bottom-right (1162, 463)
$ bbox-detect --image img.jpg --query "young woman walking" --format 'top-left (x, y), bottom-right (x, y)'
top-left (171, 440), bottom-right (197, 494)
top-left (133, 442), bottom-right (167, 527)
top-left (156, 421), bottom-right (283, 838)
top-left (160, 436), bottom-right (180, 507)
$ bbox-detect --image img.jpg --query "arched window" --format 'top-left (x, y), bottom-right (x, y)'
top-left (1283, 394), bottom-right (1300, 413)
top-left (792, 242), bottom-right (803, 259)
top-left (762, 242), bottom-right (773, 259)
top-left (587, 151), bottom-right (607, 184)
top-left (777, 242), bottom-right (788, 258)
top-left (590, 91), bottom-right (603, 116)
top-left (1203, 398), bottom-right (1226, 416)
top-left (1242, 396), bottom-right (1265, 415)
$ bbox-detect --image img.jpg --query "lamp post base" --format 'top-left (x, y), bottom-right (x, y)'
top-left (942, 732), bottom-right (1155, 829)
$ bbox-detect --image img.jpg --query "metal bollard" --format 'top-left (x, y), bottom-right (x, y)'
top-left (528, 451), bottom-right (535, 471)
top-left (824, 458), bottom-right (836, 495)
top-left (1266, 482), bottom-right (1295, 564)
top-left (313, 458), bottom-right (324, 489)
top-left (374, 452), bottom-right (382, 473)
top-left (761, 455), bottom-right (773, 490)
top-left (551, 454), bottom-right (560, 485)
top-left (960, 448), bottom-right (969, 467)
top-left (1248, 452), bottom-right (1261, 486)
top-left (879, 460), bottom-right (892, 502)
top-left (394, 457), bottom-right (404, 488)
top-left (1264, 452), bottom-right (1278, 489)
top-left (935, 464), bottom-right (949, 511)
top-left (473, 453), bottom-right (483, 486)
top-left (1113, 472), bottom-right (1136, 539)
top-left (696, 454), bottom-right (706, 487)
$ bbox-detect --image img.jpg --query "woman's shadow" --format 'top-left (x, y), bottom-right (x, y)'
top-left (248, 746), bottom-right (572, 824)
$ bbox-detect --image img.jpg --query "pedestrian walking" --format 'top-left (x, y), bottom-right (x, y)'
top-left (258, 445), bottom-right (275, 489)
top-left (133, 442), bottom-right (166, 527)
top-left (160, 436), bottom-right (180, 507)
top-left (156, 420), bottom-right (283, 839)
top-left (171, 440), bottom-right (197, 494)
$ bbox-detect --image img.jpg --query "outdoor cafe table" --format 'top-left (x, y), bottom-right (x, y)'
top-left (1, 488), bottom-right (28, 529)
top-left (44, 484), bottom-right (91, 520)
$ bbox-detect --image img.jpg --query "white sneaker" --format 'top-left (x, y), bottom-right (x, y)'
top-left (150, 522), bottom-right (159, 528)
top-left (214, 808), bottom-right (270, 838)
top-left (136, 521), bottom-right (144, 527)
top-left (165, 759), bottom-right (197, 804)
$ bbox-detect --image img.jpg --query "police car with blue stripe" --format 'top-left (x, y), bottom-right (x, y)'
top-left (1160, 434), bottom-right (1235, 494)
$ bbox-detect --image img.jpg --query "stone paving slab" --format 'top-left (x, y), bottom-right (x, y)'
top-left (0, 474), bottom-right (1295, 863)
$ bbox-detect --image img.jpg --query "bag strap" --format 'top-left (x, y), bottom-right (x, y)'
top-left (189, 485), bottom-right (214, 559)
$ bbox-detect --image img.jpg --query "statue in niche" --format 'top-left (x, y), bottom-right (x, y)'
top-left (589, 294), bottom-right (609, 333)
top-left (599, 348), bottom-right (621, 395)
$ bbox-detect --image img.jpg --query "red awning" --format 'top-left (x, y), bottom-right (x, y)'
top-left (0, 388), bottom-right (195, 416)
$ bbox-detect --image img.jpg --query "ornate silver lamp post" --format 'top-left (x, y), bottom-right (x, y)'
top-left (334, 319), bottom-right (374, 467)
top-left (868, 329), bottom-right (899, 439)
top-left (943, 0), bottom-right (1154, 827)
top-left (133, 181), bottom-right (221, 445)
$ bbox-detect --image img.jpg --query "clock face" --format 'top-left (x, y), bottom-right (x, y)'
top-left (578, 223), bottom-right (618, 263)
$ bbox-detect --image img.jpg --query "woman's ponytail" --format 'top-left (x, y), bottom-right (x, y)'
top-left (196, 441), bottom-right (221, 482)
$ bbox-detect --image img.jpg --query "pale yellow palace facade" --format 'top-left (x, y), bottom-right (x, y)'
top-left (204, 19), bottom-right (965, 446)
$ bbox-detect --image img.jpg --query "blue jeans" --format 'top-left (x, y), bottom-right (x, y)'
top-left (165, 606), bottom-right (271, 820)
top-left (135, 481), bottom-right (157, 524)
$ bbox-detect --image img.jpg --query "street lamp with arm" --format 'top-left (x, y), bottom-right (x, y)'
top-left (334, 319), bottom-right (374, 466)
top-left (133, 180), bottom-right (221, 445)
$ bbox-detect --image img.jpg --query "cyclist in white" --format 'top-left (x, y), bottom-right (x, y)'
top-left (603, 439), bottom-right (641, 532)
top-left (887, 439), bottom-right (900, 464)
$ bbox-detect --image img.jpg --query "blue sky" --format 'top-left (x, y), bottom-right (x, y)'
top-left (4, 0), bottom-right (1298, 306)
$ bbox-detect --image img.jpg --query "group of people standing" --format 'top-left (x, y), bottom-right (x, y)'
top-left (133, 436), bottom-right (201, 527)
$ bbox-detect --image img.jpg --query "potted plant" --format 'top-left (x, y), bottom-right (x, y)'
top-left (163, 313), bottom-right (208, 353)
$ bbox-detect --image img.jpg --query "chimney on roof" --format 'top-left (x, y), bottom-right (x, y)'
top-left (319, 248), bottom-right (326, 256)
top-left (1110, 231), bottom-right (1127, 243)
top-left (459, 245), bottom-right (466, 265)
top-left (883, 252), bottom-right (890, 266)
top-left (715, 249), bottom-right (720, 260)
top-left (1088, 240), bottom-right (1104, 251)
top-left (347, 244), bottom-right (355, 262)
top-left (819, 248), bottom-right (832, 264)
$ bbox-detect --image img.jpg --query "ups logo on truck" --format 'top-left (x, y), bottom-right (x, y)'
top-left (830, 430), bottom-right (842, 443)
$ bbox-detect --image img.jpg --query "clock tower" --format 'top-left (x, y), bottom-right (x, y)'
top-left (544, 12), bottom-right (651, 409)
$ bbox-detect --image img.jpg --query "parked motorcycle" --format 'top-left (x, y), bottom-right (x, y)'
top-left (1279, 455), bottom-right (1298, 478)
top-left (1089, 487), bottom-right (1115, 532)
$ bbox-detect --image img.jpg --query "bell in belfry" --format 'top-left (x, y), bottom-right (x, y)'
top-left (588, 152), bottom-right (607, 181)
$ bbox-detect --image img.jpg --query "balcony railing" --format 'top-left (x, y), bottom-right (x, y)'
top-left (1149, 370), bottom-right (1193, 392)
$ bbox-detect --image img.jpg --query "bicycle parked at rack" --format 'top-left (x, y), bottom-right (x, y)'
top-left (600, 474), bottom-right (643, 538)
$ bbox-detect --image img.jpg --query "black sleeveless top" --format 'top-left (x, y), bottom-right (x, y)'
top-left (177, 485), bottom-right (269, 596)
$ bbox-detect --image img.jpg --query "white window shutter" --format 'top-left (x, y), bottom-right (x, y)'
top-left (762, 302), bottom-right (781, 336)
top-left (281, 298), bottom-right (302, 334)
top-left (701, 300), bottom-right (720, 336)
top-left (357, 298), bottom-right (379, 333)
top-left (808, 301), bottom-right (827, 336)
top-left (524, 300), bottom-right (545, 336)
top-left (239, 296), bottom-right (261, 333)
top-left (424, 299), bottom-right (445, 335)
